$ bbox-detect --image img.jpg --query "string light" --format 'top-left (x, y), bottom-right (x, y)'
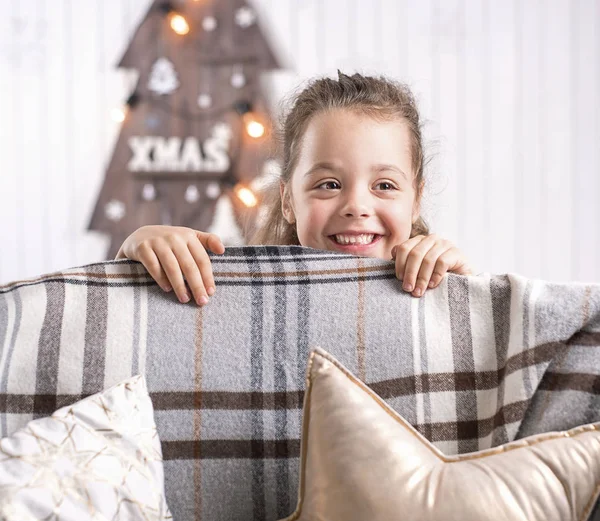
top-left (111, 108), bottom-right (126, 123)
top-left (170, 13), bottom-right (190, 35)
top-left (234, 185), bottom-right (258, 207)
top-left (221, 174), bottom-right (258, 208)
top-left (158, 2), bottom-right (189, 35)
top-left (114, 90), bottom-right (266, 126)
top-left (245, 118), bottom-right (265, 138)
top-left (234, 101), bottom-right (266, 139)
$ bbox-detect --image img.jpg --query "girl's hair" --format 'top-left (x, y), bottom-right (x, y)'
top-left (250, 71), bottom-right (430, 245)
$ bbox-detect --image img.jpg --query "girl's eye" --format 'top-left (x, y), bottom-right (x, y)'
top-left (317, 181), bottom-right (341, 190)
top-left (374, 181), bottom-right (397, 191)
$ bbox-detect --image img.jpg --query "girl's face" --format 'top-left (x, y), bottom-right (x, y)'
top-left (281, 109), bottom-right (420, 260)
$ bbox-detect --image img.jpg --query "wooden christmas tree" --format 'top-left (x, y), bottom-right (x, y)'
top-left (89, 0), bottom-right (281, 258)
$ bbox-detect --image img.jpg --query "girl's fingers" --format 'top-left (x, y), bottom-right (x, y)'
top-left (137, 245), bottom-right (172, 292)
top-left (154, 245), bottom-right (190, 304)
top-left (394, 235), bottom-right (472, 298)
top-left (427, 248), bottom-right (465, 286)
top-left (188, 238), bottom-right (216, 298)
top-left (450, 257), bottom-right (474, 275)
top-left (171, 243), bottom-right (208, 305)
top-left (413, 245), bottom-right (454, 296)
top-left (196, 231), bottom-right (225, 255)
top-left (428, 269), bottom-right (445, 288)
top-left (402, 239), bottom-right (439, 293)
top-left (393, 235), bottom-right (426, 282)
top-left (395, 235), bottom-right (436, 291)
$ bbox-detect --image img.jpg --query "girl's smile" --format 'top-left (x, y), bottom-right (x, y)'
top-left (327, 232), bottom-right (384, 253)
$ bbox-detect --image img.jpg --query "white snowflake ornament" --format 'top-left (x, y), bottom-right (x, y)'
top-left (147, 57), bottom-right (179, 96)
top-left (202, 16), bottom-right (217, 31)
top-left (142, 184), bottom-right (156, 201)
top-left (197, 93), bottom-right (212, 109)
top-left (206, 182), bottom-right (221, 200)
top-left (104, 200), bottom-right (126, 222)
top-left (185, 185), bottom-right (200, 203)
top-left (235, 7), bottom-right (257, 28)
top-left (212, 122), bottom-right (233, 141)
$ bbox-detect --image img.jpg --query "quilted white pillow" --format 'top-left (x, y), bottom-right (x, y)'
top-left (281, 348), bottom-right (600, 521)
top-left (0, 375), bottom-right (171, 521)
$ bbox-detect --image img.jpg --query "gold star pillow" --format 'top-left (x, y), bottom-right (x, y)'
top-left (280, 348), bottom-right (600, 521)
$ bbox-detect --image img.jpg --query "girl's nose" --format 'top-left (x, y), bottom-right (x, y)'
top-left (339, 190), bottom-right (374, 218)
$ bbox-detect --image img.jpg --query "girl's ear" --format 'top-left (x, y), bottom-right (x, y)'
top-left (280, 182), bottom-right (296, 224)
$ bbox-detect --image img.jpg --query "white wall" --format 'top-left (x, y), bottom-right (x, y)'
top-left (0, 0), bottom-right (598, 284)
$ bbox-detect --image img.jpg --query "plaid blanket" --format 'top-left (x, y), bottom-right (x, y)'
top-left (1, 246), bottom-right (599, 521)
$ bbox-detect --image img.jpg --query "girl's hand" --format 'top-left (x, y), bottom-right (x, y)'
top-left (115, 225), bottom-right (225, 305)
top-left (391, 234), bottom-right (472, 298)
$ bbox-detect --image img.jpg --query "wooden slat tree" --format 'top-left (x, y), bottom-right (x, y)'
top-left (89, 0), bottom-right (281, 258)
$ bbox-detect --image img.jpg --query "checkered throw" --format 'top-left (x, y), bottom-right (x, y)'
top-left (1, 246), bottom-right (599, 521)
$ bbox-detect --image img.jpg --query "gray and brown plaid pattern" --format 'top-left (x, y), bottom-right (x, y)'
top-left (1, 246), bottom-right (599, 521)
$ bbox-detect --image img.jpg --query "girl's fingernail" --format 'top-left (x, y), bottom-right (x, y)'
top-left (429, 280), bottom-right (435, 288)
top-left (207, 287), bottom-right (215, 296)
top-left (414, 288), bottom-right (422, 297)
top-left (180, 293), bottom-right (190, 304)
top-left (404, 283), bottom-right (413, 292)
top-left (163, 284), bottom-right (172, 292)
top-left (199, 296), bottom-right (209, 305)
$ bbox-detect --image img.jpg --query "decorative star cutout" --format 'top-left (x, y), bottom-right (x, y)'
top-left (230, 70), bottom-right (246, 88)
top-left (104, 200), bottom-right (125, 222)
top-left (142, 183), bottom-right (156, 201)
top-left (202, 16), bottom-right (217, 32)
top-left (197, 93), bottom-right (212, 109)
top-left (280, 349), bottom-right (600, 521)
top-left (185, 185), bottom-right (199, 203)
top-left (205, 182), bottom-right (221, 200)
top-left (235, 7), bottom-right (256, 28)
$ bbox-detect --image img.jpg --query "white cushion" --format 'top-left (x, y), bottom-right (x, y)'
top-left (0, 375), bottom-right (171, 521)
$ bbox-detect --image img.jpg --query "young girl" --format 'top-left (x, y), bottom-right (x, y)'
top-left (116, 71), bottom-right (473, 306)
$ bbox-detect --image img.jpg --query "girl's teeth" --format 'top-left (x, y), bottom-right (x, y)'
top-left (334, 234), bottom-right (375, 245)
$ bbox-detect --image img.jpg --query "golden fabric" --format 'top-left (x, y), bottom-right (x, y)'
top-left (281, 349), bottom-right (600, 521)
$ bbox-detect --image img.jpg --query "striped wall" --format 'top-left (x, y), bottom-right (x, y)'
top-left (0, 0), bottom-right (598, 284)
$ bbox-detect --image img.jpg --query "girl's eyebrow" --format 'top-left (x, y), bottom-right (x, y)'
top-left (303, 161), bottom-right (340, 177)
top-left (304, 162), bottom-right (408, 181)
top-left (373, 164), bottom-right (409, 181)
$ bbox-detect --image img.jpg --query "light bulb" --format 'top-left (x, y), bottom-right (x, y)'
top-left (246, 121), bottom-right (265, 138)
top-left (170, 13), bottom-right (189, 35)
top-left (111, 107), bottom-right (126, 122)
top-left (234, 185), bottom-right (258, 207)
top-left (242, 113), bottom-right (265, 138)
